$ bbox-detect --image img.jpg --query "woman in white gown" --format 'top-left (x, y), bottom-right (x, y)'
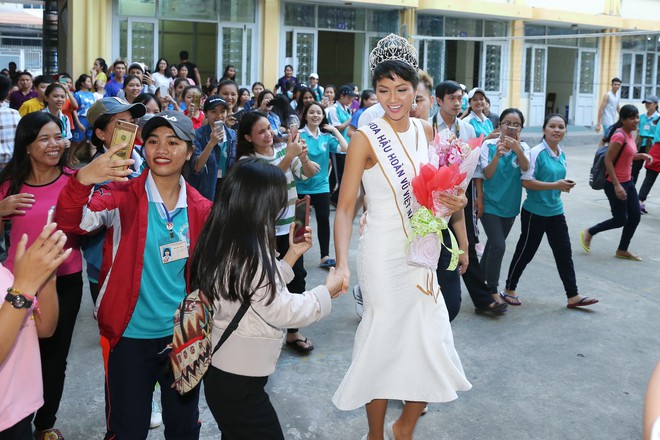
top-left (333, 34), bottom-right (472, 440)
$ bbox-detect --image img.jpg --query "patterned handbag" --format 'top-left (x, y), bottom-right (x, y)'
top-left (169, 289), bottom-right (248, 395)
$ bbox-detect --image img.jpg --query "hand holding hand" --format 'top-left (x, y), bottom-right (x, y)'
top-left (334, 264), bottom-right (350, 294)
top-left (12, 223), bottom-right (72, 295)
top-left (324, 268), bottom-right (344, 298)
top-left (76, 142), bottom-right (135, 186)
top-left (0, 193), bottom-right (35, 217)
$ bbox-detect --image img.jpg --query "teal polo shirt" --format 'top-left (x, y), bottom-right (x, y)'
top-left (480, 139), bottom-right (530, 218)
top-left (521, 141), bottom-right (567, 217)
top-left (296, 127), bottom-right (340, 194)
top-left (124, 172), bottom-right (190, 339)
top-left (464, 112), bottom-right (494, 138)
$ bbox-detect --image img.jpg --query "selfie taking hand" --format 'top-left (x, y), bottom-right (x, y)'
top-left (76, 142), bottom-right (135, 186)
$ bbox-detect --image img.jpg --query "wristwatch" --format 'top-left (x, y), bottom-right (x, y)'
top-left (5, 292), bottom-right (33, 309)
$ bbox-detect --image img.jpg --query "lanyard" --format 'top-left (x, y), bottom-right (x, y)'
top-left (162, 203), bottom-right (182, 239)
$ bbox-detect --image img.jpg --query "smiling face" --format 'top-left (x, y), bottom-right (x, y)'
top-left (178, 66), bottom-right (189, 78)
top-left (376, 75), bottom-right (415, 122)
top-left (245, 117), bottom-right (274, 151)
top-left (174, 81), bottom-right (187, 100)
top-left (220, 84), bottom-right (238, 109)
top-left (206, 105), bottom-right (228, 124)
top-left (143, 126), bottom-right (192, 178)
top-left (240, 89), bottom-right (250, 104)
top-left (28, 121), bottom-right (65, 169)
top-left (170, 65), bottom-right (178, 77)
top-left (124, 78), bottom-right (142, 101)
top-left (622, 113), bottom-right (640, 132)
top-left (304, 103), bottom-right (324, 128)
top-left (46, 86), bottom-right (66, 112)
top-left (324, 87), bottom-right (335, 101)
top-left (543, 116), bottom-right (567, 144)
top-left (301, 91), bottom-right (315, 107)
top-left (158, 59), bottom-right (168, 73)
top-left (469, 92), bottom-right (486, 113)
top-left (284, 66), bottom-right (293, 77)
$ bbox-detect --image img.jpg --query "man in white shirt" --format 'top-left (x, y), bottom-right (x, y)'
top-left (0, 75), bottom-right (20, 168)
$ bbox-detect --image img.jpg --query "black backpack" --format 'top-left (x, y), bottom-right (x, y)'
top-left (589, 130), bottom-right (625, 190)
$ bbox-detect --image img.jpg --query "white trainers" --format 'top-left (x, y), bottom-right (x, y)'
top-left (150, 397), bottom-right (162, 429)
top-left (353, 285), bottom-right (364, 318)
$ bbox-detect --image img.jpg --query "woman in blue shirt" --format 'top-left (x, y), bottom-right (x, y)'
top-left (502, 114), bottom-right (598, 309)
top-left (479, 109), bottom-right (530, 301)
top-left (633, 96), bottom-right (659, 186)
top-left (296, 102), bottom-right (347, 268)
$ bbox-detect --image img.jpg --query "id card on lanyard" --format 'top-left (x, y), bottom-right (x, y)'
top-left (159, 202), bottom-right (189, 264)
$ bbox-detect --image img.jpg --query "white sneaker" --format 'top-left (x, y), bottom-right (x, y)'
top-left (150, 397), bottom-right (162, 429)
top-left (401, 400), bottom-right (429, 415)
top-left (352, 285), bottom-right (364, 318)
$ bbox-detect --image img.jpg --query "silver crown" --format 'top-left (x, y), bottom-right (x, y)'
top-left (369, 33), bottom-right (418, 74)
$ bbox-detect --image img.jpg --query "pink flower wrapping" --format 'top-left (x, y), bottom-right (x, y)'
top-left (406, 233), bottom-right (441, 270)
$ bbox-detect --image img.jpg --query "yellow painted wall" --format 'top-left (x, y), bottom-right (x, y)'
top-left (261, 0), bottom-right (280, 91)
top-left (67, 0), bottom-right (112, 78)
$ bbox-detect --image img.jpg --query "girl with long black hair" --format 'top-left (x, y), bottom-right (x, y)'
top-left (193, 158), bottom-right (341, 439)
top-left (582, 105), bottom-right (652, 261)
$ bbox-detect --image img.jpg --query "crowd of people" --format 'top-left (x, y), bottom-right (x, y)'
top-left (0, 35), bottom-right (657, 440)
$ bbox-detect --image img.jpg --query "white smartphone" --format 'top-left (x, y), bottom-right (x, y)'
top-left (46, 206), bottom-right (55, 225)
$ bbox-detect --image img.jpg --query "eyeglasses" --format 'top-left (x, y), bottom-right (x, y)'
top-left (501, 122), bottom-right (522, 129)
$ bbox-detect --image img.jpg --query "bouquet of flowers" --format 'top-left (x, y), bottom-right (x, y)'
top-left (406, 130), bottom-right (483, 281)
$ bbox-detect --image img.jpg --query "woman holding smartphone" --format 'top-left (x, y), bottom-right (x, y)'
top-left (479, 109), bottom-right (530, 302)
top-left (237, 111), bottom-right (321, 353)
top-left (503, 114), bottom-right (598, 308)
top-left (56, 111), bottom-right (212, 439)
top-left (0, 112), bottom-right (83, 439)
top-left (296, 101), bottom-right (348, 268)
top-left (193, 158), bottom-right (342, 439)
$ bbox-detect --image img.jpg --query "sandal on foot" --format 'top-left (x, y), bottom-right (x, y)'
top-left (476, 301), bottom-right (508, 314)
top-left (580, 230), bottom-right (591, 253)
top-left (499, 291), bottom-right (522, 306)
top-left (319, 258), bottom-right (336, 268)
top-left (567, 297), bottom-right (599, 309)
top-left (286, 338), bottom-right (314, 353)
top-left (615, 253), bottom-right (642, 262)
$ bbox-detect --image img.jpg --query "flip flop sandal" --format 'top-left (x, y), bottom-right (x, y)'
top-left (567, 297), bottom-right (599, 308)
top-left (319, 258), bottom-right (336, 268)
top-left (499, 291), bottom-right (522, 306)
top-left (580, 230), bottom-right (591, 253)
top-left (615, 253), bottom-right (642, 261)
top-left (286, 338), bottom-right (314, 353)
top-left (475, 301), bottom-right (508, 314)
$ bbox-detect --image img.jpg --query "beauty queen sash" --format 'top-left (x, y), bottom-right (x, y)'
top-left (361, 117), bottom-right (423, 239)
top-left (361, 118), bottom-right (461, 302)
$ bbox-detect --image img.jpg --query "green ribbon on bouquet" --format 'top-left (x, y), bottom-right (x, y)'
top-left (409, 207), bottom-right (464, 271)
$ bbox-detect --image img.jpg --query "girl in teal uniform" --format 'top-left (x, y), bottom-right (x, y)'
top-left (502, 114), bottom-right (598, 309)
top-left (296, 102), bottom-right (348, 268)
top-left (479, 109), bottom-right (530, 301)
top-left (633, 96), bottom-right (659, 184)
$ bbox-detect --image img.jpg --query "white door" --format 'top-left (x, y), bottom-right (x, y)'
top-left (419, 39), bottom-right (445, 86)
top-left (126, 18), bottom-right (158, 68)
top-left (574, 49), bottom-right (597, 126)
top-left (220, 25), bottom-right (255, 87)
top-left (528, 46), bottom-right (547, 127)
top-left (292, 30), bottom-right (316, 83)
top-left (481, 42), bottom-right (505, 114)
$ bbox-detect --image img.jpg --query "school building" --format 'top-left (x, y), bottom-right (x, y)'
top-left (60, 0), bottom-right (660, 126)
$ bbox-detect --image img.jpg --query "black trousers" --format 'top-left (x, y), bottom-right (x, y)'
top-left (104, 336), bottom-right (201, 440)
top-left (33, 271), bottom-right (83, 431)
top-left (459, 183), bottom-right (496, 309)
top-left (300, 193), bottom-right (331, 259)
top-left (275, 234), bottom-right (307, 334)
top-left (639, 169), bottom-right (658, 202)
top-left (506, 208), bottom-right (578, 298)
top-left (437, 228), bottom-right (461, 322)
top-left (329, 153), bottom-right (346, 204)
top-left (631, 137), bottom-right (652, 183)
top-left (205, 367), bottom-right (284, 440)
top-left (588, 180), bottom-right (641, 252)
top-left (0, 414), bottom-right (33, 440)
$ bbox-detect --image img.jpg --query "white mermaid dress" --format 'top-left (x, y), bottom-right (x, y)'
top-left (333, 118), bottom-right (472, 411)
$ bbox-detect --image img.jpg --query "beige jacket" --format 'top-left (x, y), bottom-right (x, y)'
top-left (210, 259), bottom-right (331, 377)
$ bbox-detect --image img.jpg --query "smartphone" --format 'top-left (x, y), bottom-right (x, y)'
top-left (565, 179), bottom-right (575, 185)
top-left (110, 120), bottom-right (138, 169)
top-left (158, 85), bottom-right (169, 98)
top-left (59, 77), bottom-right (68, 84)
top-left (232, 108), bottom-right (246, 123)
top-left (293, 195), bottom-right (310, 244)
top-left (507, 127), bottom-right (517, 137)
top-left (46, 206), bottom-right (55, 225)
top-left (191, 90), bottom-right (202, 109)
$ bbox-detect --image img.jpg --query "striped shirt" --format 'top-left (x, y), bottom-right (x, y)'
top-left (254, 143), bottom-right (306, 236)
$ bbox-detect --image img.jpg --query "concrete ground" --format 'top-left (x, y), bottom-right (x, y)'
top-left (56, 130), bottom-right (660, 439)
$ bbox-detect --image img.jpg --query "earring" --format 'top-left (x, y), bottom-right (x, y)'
top-left (411, 102), bottom-right (418, 111)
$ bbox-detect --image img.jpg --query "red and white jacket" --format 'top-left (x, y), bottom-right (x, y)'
top-left (56, 171), bottom-right (212, 349)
